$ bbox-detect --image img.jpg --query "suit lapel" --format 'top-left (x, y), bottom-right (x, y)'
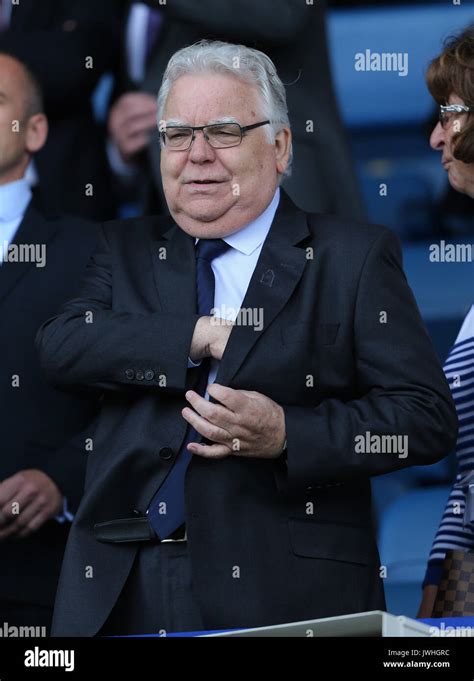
top-left (214, 191), bottom-right (310, 387)
top-left (0, 201), bottom-right (59, 305)
top-left (151, 190), bottom-right (310, 387)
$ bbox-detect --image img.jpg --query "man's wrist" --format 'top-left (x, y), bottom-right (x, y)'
top-left (190, 316), bottom-right (211, 362)
top-left (277, 404), bottom-right (287, 456)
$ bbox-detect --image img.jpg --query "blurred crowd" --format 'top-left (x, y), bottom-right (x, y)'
top-left (0, 0), bottom-right (366, 223)
top-left (0, 0), bottom-right (472, 634)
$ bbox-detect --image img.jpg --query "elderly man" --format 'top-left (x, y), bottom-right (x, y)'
top-left (37, 41), bottom-right (457, 637)
top-left (107, 0), bottom-right (365, 220)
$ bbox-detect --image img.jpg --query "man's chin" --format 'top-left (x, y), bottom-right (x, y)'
top-left (176, 197), bottom-right (236, 223)
top-left (170, 204), bottom-right (243, 238)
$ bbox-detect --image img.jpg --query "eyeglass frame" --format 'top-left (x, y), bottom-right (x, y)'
top-left (439, 104), bottom-right (472, 129)
top-left (159, 119), bottom-right (271, 151)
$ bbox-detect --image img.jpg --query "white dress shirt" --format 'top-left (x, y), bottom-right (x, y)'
top-left (191, 187), bottom-right (280, 391)
top-left (126, 2), bottom-right (152, 84)
top-left (0, 178), bottom-right (32, 264)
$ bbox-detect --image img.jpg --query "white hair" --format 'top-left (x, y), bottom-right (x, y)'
top-left (157, 40), bottom-right (292, 178)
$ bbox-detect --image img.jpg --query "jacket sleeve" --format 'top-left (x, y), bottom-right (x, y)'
top-left (41, 427), bottom-right (94, 515)
top-left (283, 229), bottom-right (458, 492)
top-left (36, 225), bottom-right (200, 395)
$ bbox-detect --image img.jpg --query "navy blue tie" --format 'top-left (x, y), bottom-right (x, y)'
top-left (147, 238), bottom-right (231, 539)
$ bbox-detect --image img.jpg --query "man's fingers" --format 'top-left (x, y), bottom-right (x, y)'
top-left (0, 497), bottom-right (54, 539)
top-left (121, 112), bottom-right (158, 137)
top-left (181, 406), bottom-right (231, 445)
top-left (112, 93), bottom-right (158, 120)
top-left (0, 509), bottom-right (12, 528)
top-left (12, 496), bottom-right (47, 533)
top-left (0, 492), bottom-right (31, 526)
top-left (120, 132), bottom-right (152, 158)
top-left (187, 441), bottom-right (231, 459)
top-left (0, 493), bottom-right (36, 531)
top-left (112, 106), bottom-right (157, 134)
top-left (0, 474), bottom-right (24, 507)
top-left (0, 510), bottom-right (46, 540)
top-left (206, 383), bottom-right (245, 412)
top-left (17, 510), bottom-right (49, 538)
top-left (1, 484), bottom-right (37, 521)
top-left (185, 390), bottom-right (236, 431)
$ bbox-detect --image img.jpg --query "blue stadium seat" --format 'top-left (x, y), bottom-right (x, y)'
top-left (327, 5), bottom-right (474, 238)
top-left (359, 169), bottom-right (435, 238)
top-left (377, 486), bottom-right (451, 617)
top-left (327, 5), bottom-right (474, 128)
top-left (402, 242), bottom-right (474, 325)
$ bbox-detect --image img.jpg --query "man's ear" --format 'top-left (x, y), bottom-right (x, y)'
top-left (25, 113), bottom-right (48, 154)
top-left (275, 127), bottom-right (292, 176)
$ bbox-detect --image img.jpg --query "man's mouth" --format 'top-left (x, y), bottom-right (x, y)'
top-left (188, 179), bottom-right (224, 184)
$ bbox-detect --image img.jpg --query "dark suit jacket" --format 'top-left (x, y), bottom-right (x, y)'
top-left (0, 0), bottom-right (125, 220)
top-left (114, 0), bottom-right (366, 220)
top-left (37, 190), bottom-right (457, 636)
top-left (0, 199), bottom-right (99, 608)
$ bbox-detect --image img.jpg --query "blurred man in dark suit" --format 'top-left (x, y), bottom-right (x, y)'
top-left (0, 0), bottom-right (125, 220)
top-left (39, 41), bottom-right (456, 637)
top-left (108, 0), bottom-right (366, 220)
top-left (0, 53), bottom-right (99, 632)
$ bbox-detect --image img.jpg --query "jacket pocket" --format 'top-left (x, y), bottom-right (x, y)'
top-left (288, 519), bottom-right (374, 565)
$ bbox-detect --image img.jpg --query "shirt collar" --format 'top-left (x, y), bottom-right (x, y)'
top-left (0, 178), bottom-right (32, 222)
top-left (194, 187), bottom-right (281, 255)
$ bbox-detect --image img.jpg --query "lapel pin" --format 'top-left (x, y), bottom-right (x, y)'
top-left (260, 269), bottom-right (275, 287)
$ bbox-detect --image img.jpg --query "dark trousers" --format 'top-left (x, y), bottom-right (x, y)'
top-left (97, 540), bottom-right (204, 637)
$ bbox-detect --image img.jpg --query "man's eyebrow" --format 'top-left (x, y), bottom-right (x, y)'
top-left (206, 117), bottom-right (239, 125)
top-left (164, 118), bottom-right (189, 127)
top-left (164, 117), bottom-right (239, 127)
top-left (0, 91), bottom-right (7, 100)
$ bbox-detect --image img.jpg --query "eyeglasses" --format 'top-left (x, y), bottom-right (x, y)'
top-left (160, 120), bottom-right (270, 151)
top-left (439, 104), bottom-right (472, 129)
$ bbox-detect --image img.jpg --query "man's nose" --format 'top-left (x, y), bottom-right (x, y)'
top-left (430, 121), bottom-right (445, 151)
top-left (188, 130), bottom-right (216, 162)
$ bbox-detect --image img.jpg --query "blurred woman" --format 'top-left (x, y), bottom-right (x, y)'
top-left (418, 24), bottom-right (474, 618)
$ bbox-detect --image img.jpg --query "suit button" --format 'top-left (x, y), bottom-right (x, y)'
top-left (135, 370), bottom-right (145, 381)
top-left (125, 369), bottom-right (135, 380)
top-left (159, 447), bottom-right (174, 460)
top-left (145, 370), bottom-right (155, 381)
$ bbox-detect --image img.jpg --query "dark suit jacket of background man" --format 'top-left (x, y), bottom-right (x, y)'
top-left (113, 0), bottom-right (366, 220)
top-left (0, 0), bottom-right (126, 220)
top-left (0, 198), bottom-right (99, 616)
top-left (37, 189), bottom-right (457, 636)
